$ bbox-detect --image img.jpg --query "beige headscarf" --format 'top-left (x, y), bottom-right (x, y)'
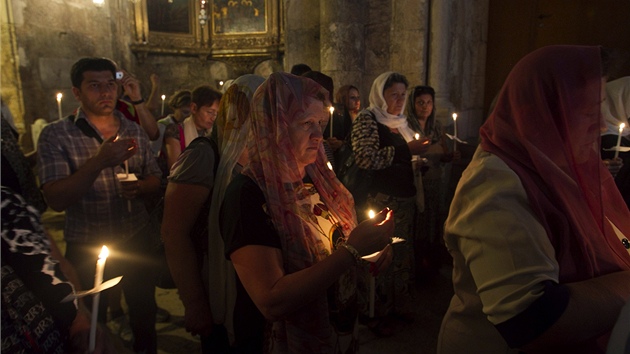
top-left (206, 74), bottom-right (265, 341)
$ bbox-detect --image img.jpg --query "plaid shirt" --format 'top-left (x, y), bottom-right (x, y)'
top-left (37, 109), bottom-right (161, 244)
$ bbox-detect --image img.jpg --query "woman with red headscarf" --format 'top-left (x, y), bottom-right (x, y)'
top-left (220, 72), bottom-right (394, 353)
top-left (438, 46), bottom-right (630, 353)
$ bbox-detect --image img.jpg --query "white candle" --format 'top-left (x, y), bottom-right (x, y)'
top-left (161, 94), bottom-right (166, 116)
top-left (326, 161), bottom-right (333, 171)
top-left (367, 209), bottom-right (376, 318)
top-left (56, 93), bottom-right (63, 120)
top-left (452, 113), bottom-right (458, 152)
top-left (614, 123), bottom-right (626, 160)
top-left (89, 246), bottom-right (109, 353)
top-left (329, 106), bottom-right (335, 138)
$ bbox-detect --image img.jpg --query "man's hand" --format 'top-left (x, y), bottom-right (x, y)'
top-left (118, 70), bottom-right (143, 102)
top-left (94, 136), bottom-right (137, 169)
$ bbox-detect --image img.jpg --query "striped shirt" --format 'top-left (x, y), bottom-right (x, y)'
top-left (37, 109), bottom-right (161, 243)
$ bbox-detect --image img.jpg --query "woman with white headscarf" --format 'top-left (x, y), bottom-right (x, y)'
top-left (350, 72), bottom-right (430, 336)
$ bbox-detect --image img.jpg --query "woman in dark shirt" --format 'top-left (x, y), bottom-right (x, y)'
top-left (350, 72), bottom-right (430, 335)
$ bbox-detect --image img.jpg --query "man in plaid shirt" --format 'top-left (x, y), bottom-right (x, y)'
top-left (38, 57), bottom-right (161, 353)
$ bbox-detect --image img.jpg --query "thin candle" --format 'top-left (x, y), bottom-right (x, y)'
top-left (329, 106), bottom-right (335, 138)
top-left (452, 113), bottom-right (458, 152)
top-left (368, 209), bottom-right (376, 318)
top-left (614, 123), bottom-right (626, 160)
top-left (56, 93), bottom-right (63, 120)
top-left (161, 94), bottom-right (166, 116)
top-left (89, 246), bottom-right (109, 352)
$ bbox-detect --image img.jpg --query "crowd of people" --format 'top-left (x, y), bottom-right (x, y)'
top-left (2, 45), bottom-right (629, 354)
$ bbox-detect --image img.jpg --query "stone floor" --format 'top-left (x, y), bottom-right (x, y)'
top-left (43, 210), bottom-right (454, 354)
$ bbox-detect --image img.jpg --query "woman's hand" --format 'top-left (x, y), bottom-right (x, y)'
top-left (346, 208), bottom-right (394, 256)
top-left (603, 157), bottom-right (623, 177)
top-left (370, 244), bottom-right (393, 276)
top-left (408, 138), bottom-right (431, 155)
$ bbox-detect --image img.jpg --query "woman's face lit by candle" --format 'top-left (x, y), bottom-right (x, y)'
top-left (288, 97), bottom-right (328, 174)
top-left (414, 94), bottom-right (434, 120)
top-left (384, 83), bottom-right (407, 116)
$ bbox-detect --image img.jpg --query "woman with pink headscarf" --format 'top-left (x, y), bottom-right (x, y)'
top-left (220, 72), bottom-right (394, 353)
top-left (438, 46), bottom-right (630, 353)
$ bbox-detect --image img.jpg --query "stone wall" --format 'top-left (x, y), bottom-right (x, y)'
top-left (3, 0), bottom-right (489, 151)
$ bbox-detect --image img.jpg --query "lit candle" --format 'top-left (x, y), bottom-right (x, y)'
top-left (452, 113), bottom-right (458, 152)
top-left (56, 93), bottom-right (63, 120)
top-left (414, 133), bottom-right (420, 140)
top-left (327, 161), bottom-right (333, 171)
top-left (161, 94), bottom-right (166, 116)
top-left (329, 106), bottom-right (335, 139)
top-left (89, 246), bottom-right (109, 352)
top-left (368, 209), bottom-right (376, 318)
top-left (614, 123), bottom-right (626, 160)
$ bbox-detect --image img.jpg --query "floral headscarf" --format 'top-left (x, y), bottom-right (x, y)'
top-left (207, 74), bottom-right (264, 333)
top-left (242, 72), bottom-right (358, 351)
top-left (480, 45), bottom-right (630, 283)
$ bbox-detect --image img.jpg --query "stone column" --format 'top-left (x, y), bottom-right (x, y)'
top-left (390, 0), bottom-right (428, 87)
top-left (319, 0), bottom-right (365, 99)
top-left (429, 0), bottom-right (455, 122)
top-left (284, 0), bottom-right (321, 71)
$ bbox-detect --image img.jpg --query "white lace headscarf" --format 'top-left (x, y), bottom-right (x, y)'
top-left (368, 71), bottom-right (416, 142)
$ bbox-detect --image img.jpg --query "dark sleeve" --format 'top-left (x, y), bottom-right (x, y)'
top-left (0, 187), bottom-right (77, 331)
top-left (220, 174), bottom-right (281, 259)
top-left (494, 280), bottom-right (570, 348)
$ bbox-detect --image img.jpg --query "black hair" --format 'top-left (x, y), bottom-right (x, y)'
top-left (301, 71), bottom-right (334, 101)
top-left (290, 63), bottom-right (313, 76)
top-left (191, 85), bottom-right (222, 108)
top-left (70, 57), bottom-right (117, 88)
top-left (383, 72), bottom-right (409, 92)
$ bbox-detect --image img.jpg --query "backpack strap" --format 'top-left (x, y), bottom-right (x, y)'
top-left (68, 115), bottom-right (103, 144)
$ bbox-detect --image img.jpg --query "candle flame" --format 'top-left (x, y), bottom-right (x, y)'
top-left (56, 93), bottom-right (63, 102)
top-left (368, 210), bottom-right (376, 219)
top-left (329, 106), bottom-right (335, 114)
top-left (452, 113), bottom-right (457, 121)
top-left (98, 246), bottom-right (109, 260)
top-left (327, 161), bottom-right (333, 170)
top-left (161, 94), bottom-right (166, 100)
top-left (620, 123), bottom-right (626, 132)
top-left (414, 133), bottom-right (420, 140)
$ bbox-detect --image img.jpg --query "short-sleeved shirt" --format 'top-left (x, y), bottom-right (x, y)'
top-left (221, 173), bottom-right (281, 257)
top-left (168, 137), bottom-right (217, 189)
top-left (37, 109), bottom-right (161, 244)
top-left (438, 148), bottom-right (564, 353)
